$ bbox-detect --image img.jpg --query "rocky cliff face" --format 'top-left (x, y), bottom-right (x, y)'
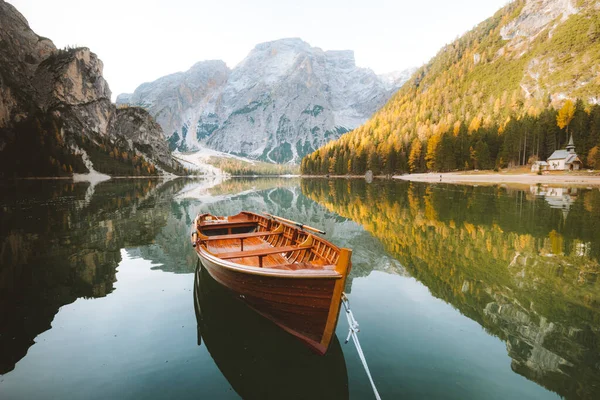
top-left (32, 48), bottom-right (115, 139)
top-left (500, 0), bottom-right (579, 41)
top-left (0, 1), bottom-right (55, 130)
top-left (118, 38), bottom-right (413, 163)
top-left (116, 60), bottom-right (230, 152)
top-left (111, 107), bottom-right (176, 170)
top-left (0, 0), bottom-right (181, 177)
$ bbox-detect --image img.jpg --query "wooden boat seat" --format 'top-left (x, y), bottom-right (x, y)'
top-left (218, 245), bottom-right (313, 260)
top-left (267, 262), bottom-right (336, 271)
top-left (201, 231), bottom-right (282, 241)
top-left (200, 221), bottom-right (258, 232)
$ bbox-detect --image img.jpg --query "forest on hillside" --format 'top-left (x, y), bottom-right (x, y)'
top-left (301, 0), bottom-right (600, 175)
top-left (206, 157), bottom-right (299, 176)
top-left (302, 100), bottom-right (600, 175)
top-left (0, 110), bottom-right (191, 178)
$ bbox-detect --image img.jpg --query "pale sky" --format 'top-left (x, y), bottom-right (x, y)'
top-left (9, 0), bottom-right (509, 100)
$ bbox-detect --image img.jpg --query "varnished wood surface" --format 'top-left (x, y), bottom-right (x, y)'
top-left (218, 245), bottom-right (313, 260)
top-left (194, 265), bottom-right (349, 400)
top-left (200, 221), bottom-right (259, 233)
top-left (196, 212), bottom-right (341, 271)
top-left (192, 211), bottom-right (352, 354)
top-left (200, 255), bottom-right (336, 354)
top-left (202, 230), bottom-right (283, 241)
top-left (206, 236), bottom-right (289, 268)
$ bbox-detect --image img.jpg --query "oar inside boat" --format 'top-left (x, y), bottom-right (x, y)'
top-left (263, 212), bottom-right (326, 235)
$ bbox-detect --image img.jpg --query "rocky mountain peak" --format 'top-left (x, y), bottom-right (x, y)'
top-left (324, 50), bottom-right (356, 69)
top-left (0, 1), bottom-right (56, 67)
top-left (119, 38), bottom-right (414, 163)
top-left (0, 0), bottom-right (56, 126)
top-left (112, 107), bottom-right (177, 170)
top-left (231, 38), bottom-right (316, 85)
top-left (0, 0), bottom-right (184, 177)
top-left (34, 47), bottom-right (111, 111)
top-left (500, 0), bottom-right (579, 41)
top-left (378, 68), bottom-right (418, 90)
top-left (252, 37), bottom-right (311, 52)
top-left (115, 93), bottom-right (132, 104)
top-left (189, 59), bottom-right (229, 75)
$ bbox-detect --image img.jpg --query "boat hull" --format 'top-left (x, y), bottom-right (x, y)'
top-left (196, 252), bottom-right (344, 354)
top-left (192, 211), bottom-right (351, 354)
top-left (194, 264), bottom-right (349, 399)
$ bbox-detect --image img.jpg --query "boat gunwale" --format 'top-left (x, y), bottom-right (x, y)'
top-left (196, 248), bottom-right (343, 279)
top-left (194, 211), bottom-right (346, 279)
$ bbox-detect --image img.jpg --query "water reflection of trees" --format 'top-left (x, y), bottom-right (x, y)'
top-left (301, 178), bottom-right (600, 400)
top-left (144, 178), bottom-right (402, 286)
top-left (0, 178), bottom-right (187, 374)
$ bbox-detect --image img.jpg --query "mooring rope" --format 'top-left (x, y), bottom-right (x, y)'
top-left (341, 292), bottom-right (382, 400)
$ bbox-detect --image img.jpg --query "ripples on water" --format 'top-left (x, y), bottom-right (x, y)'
top-left (0, 178), bottom-right (599, 399)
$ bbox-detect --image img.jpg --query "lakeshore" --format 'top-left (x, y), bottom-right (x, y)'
top-left (394, 171), bottom-right (600, 186)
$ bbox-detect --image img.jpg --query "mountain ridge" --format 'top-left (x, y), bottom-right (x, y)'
top-left (118, 38), bottom-right (415, 163)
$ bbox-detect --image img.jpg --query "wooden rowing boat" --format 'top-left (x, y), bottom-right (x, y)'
top-left (193, 264), bottom-right (349, 399)
top-left (191, 211), bottom-right (352, 355)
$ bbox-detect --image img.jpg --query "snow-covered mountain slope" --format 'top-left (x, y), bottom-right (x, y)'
top-left (172, 147), bottom-right (258, 176)
top-left (118, 38), bottom-right (414, 163)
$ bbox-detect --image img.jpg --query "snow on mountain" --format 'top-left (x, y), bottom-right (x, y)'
top-left (172, 146), bottom-right (260, 177)
top-left (379, 67), bottom-right (418, 89)
top-left (118, 38), bottom-right (414, 163)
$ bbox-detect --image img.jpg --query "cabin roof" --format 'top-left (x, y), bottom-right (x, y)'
top-left (547, 150), bottom-right (581, 163)
top-left (548, 150), bottom-right (569, 160)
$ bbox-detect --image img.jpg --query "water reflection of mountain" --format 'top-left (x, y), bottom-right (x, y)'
top-left (0, 178), bottom-right (188, 374)
top-left (301, 179), bottom-right (600, 400)
top-left (141, 178), bottom-right (405, 288)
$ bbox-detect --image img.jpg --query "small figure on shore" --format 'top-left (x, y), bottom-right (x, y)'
top-left (440, 175), bottom-right (442, 182)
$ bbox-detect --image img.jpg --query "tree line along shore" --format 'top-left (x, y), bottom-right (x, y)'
top-left (301, 100), bottom-right (600, 177)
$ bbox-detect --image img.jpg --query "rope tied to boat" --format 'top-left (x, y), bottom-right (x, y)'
top-left (341, 292), bottom-right (382, 400)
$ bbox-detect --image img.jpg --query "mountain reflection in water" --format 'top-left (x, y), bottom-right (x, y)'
top-left (302, 179), bottom-right (600, 400)
top-left (1, 177), bottom-right (598, 399)
top-left (0, 178), bottom-right (188, 374)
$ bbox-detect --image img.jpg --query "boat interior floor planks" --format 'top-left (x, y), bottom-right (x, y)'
top-left (194, 211), bottom-right (341, 274)
top-left (208, 237), bottom-right (288, 268)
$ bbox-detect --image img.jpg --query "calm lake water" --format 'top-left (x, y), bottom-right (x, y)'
top-left (1, 178), bottom-right (599, 399)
